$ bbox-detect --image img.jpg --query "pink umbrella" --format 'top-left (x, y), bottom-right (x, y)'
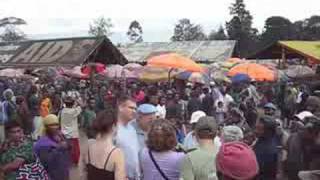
top-left (62, 66), bottom-right (89, 79)
top-left (0, 68), bottom-right (24, 77)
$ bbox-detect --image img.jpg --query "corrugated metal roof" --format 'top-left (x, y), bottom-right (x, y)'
top-left (119, 40), bottom-right (236, 63)
top-left (248, 41), bottom-right (320, 62)
top-left (0, 36), bottom-right (127, 67)
top-left (279, 41), bottom-right (320, 61)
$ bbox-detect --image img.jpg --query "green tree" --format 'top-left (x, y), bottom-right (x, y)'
top-left (89, 16), bottom-right (113, 37)
top-left (171, 18), bottom-right (206, 41)
top-left (260, 16), bottom-right (294, 46)
top-left (208, 26), bottom-right (228, 40)
top-left (127, 20), bottom-right (143, 43)
top-left (0, 17), bottom-right (27, 42)
top-left (226, 0), bottom-right (258, 57)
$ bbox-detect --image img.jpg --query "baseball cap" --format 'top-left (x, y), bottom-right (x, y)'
top-left (190, 111), bottom-right (206, 124)
top-left (137, 104), bottom-right (157, 114)
top-left (195, 116), bottom-right (218, 134)
top-left (264, 103), bottom-right (277, 110)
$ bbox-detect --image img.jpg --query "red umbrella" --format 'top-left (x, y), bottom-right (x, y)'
top-left (81, 62), bottom-right (106, 75)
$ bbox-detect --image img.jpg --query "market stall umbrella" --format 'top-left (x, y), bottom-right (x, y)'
top-left (219, 57), bottom-right (246, 70)
top-left (231, 74), bottom-right (251, 84)
top-left (62, 66), bottom-right (89, 79)
top-left (228, 63), bottom-right (276, 82)
top-left (124, 63), bottom-right (142, 71)
top-left (102, 65), bottom-right (138, 79)
top-left (0, 68), bottom-right (25, 77)
top-left (147, 53), bottom-right (203, 72)
top-left (285, 65), bottom-right (315, 78)
top-left (138, 66), bottom-right (180, 82)
top-left (81, 62), bottom-right (106, 75)
top-left (176, 71), bottom-right (210, 84)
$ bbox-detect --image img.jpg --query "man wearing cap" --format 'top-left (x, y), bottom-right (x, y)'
top-left (290, 111), bottom-right (314, 133)
top-left (34, 114), bottom-right (70, 180)
top-left (117, 104), bottom-right (157, 180)
top-left (181, 116), bottom-right (220, 180)
top-left (129, 103), bottom-right (157, 148)
top-left (183, 111), bottom-right (221, 151)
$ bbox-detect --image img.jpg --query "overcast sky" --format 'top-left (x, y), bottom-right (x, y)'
top-left (1, 0), bottom-right (319, 42)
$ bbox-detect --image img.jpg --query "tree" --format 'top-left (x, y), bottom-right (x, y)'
top-left (127, 20), bottom-right (143, 43)
top-left (0, 17), bottom-right (27, 42)
top-left (208, 26), bottom-right (228, 40)
top-left (89, 16), bottom-right (113, 37)
top-left (260, 16), bottom-right (294, 46)
top-left (171, 18), bottom-right (206, 41)
top-left (226, 0), bottom-right (258, 57)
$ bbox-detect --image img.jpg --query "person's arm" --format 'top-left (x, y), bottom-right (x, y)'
top-left (180, 156), bottom-right (195, 180)
top-left (114, 149), bottom-right (127, 180)
top-left (1, 157), bottom-right (25, 173)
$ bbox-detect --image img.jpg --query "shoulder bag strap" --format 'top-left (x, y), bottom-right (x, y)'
top-left (148, 150), bottom-right (170, 180)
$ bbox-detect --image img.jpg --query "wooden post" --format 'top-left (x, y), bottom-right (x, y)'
top-left (281, 47), bottom-right (286, 69)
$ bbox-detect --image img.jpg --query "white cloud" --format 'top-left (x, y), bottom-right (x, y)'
top-left (1, 0), bottom-right (319, 41)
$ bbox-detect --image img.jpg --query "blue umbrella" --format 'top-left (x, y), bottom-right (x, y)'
top-left (231, 73), bottom-right (251, 84)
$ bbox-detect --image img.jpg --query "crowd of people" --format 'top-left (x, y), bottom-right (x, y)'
top-left (0, 76), bottom-right (320, 180)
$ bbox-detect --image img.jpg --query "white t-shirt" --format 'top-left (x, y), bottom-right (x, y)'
top-left (156, 104), bottom-right (166, 119)
top-left (60, 106), bottom-right (82, 138)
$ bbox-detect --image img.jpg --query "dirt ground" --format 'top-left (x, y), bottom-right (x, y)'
top-left (69, 130), bottom-right (88, 180)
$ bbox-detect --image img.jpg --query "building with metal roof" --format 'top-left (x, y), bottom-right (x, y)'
top-left (0, 36), bottom-right (127, 68)
top-left (248, 41), bottom-right (320, 63)
top-left (119, 40), bottom-right (236, 64)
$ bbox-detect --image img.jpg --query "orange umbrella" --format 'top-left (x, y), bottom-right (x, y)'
top-left (228, 63), bottom-right (276, 81)
top-left (227, 57), bottom-right (245, 64)
top-left (147, 53), bottom-right (203, 72)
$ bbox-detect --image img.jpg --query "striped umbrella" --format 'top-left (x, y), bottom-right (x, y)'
top-left (176, 71), bottom-right (210, 84)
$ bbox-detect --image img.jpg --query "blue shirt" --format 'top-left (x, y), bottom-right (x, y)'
top-left (115, 122), bottom-right (141, 179)
top-left (130, 120), bottom-right (147, 150)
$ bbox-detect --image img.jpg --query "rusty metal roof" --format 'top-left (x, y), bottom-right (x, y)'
top-left (119, 40), bottom-right (236, 63)
top-left (0, 36), bottom-right (127, 68)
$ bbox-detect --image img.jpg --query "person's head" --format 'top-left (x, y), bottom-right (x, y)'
top-left (222, 126), bottom-right (244, 143)
top-left (137, 104), bottom-right (157, 132)
top-left (255, 116), bottom-right (277, 138)
top-left (190, 111), bottom-right (206, 129)
top-left (3, 88), bottom-right (14, 101)
top-left (229, 108), bottom-right (244, 124)
top-left (92, 110), bottom-right (117, 137)
top-left (43, 114), bottom-right (60, 136)
top-left (5, 121), bottom-right (24, 142)
top-left (203, 87), bottom-right (210, 94)
top-left (88, 98), bottom-right (96, 109)
top-left (149, 95), bottom-right (159, 106)
top-left (64, 96), bottom-right (75, 108)
top-left (166, 90), bottom-right (174, 99)
top-left (190, 91), bottom-right (198, 98)
top-left (216, 142), bottom-right (259, 180)
top-left (195, 116), bottom-right (218, 140)
top-left (117, 96), bottom-right (137, 123)
top-left (146, 119), bottom-right (177, 152)
top-left (305, 96), bottom-right (320, 113)
top-left (263, 103), bottom-right (277, 116)
top-left (174, 93), bottom-right (180, 101)
top-left (217, 101), bottom-right (224, 108)
top-left (30, 85), bottom-right (38, 94)
top-left (159, 96), bottom-right (166, 105)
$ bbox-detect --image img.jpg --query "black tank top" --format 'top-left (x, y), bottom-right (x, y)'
top-left (87, 147), bottom-right (117, 180)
